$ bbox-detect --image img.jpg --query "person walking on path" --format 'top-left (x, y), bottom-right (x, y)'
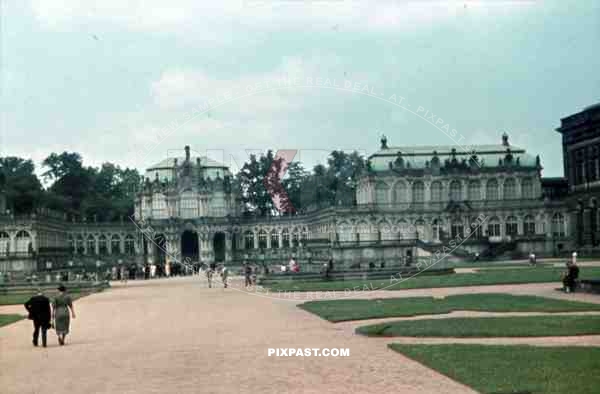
top-left (244, 262), bottom-right (253, 287)
top-left (220, 264), bottom-right (229, 288)
top-left (207, 262), bottom-right (216, 288)
top-left (52, 285), bottom-right (76, 346)
top-left (24, 289), bottom-right (52, 347)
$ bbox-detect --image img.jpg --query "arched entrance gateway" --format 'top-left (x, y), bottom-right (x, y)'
top-left (213, 232), bottom-right (226, 262)
top-left (181, 230), bottom-right (199, 263)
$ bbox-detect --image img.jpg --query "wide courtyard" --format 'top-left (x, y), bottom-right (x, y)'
top-left (1, 273), bottom-right (600, 394)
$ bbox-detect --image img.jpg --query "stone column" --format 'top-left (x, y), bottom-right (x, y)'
top-left (225, 232), bottom-right (233, 262)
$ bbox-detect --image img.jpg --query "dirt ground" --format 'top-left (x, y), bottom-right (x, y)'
top-left (1, 276), bottom-right (478, 394)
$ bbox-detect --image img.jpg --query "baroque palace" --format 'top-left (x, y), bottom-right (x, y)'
top-left (1, 106), bottom-right (599, 274)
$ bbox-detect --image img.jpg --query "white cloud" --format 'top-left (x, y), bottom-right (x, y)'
top-left (29, 0), bottom-right (533, 34)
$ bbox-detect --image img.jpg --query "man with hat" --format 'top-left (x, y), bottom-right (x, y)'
top-left (24, 288), bottom-right (52, 347)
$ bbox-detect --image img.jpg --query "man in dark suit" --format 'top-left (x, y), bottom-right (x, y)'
top-left (24, 289), bottom-right (52, 347)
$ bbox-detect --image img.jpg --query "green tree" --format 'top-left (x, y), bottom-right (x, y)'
top-left (0, 157), bottom-right (43, 214)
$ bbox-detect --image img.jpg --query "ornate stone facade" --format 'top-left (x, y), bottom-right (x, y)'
top-left (1, 127), bottom-right (593, 274)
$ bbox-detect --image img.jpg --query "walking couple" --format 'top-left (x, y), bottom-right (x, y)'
top-left (24, 285), bottom-right (76, 347)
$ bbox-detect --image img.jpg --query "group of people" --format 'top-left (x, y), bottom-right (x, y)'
top-left (204, 262), bottom-right (229, 288)
top-left (24, 285), bottom-right (76, 348)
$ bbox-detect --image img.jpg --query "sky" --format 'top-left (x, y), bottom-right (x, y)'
top-left (1, 0), bottom-right (599, 181)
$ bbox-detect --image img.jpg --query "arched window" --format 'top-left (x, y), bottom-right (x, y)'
top-left (523, 215), bottom-right (536, 235)
top-left (505, 216), bottom-right (518, 236)
top-left (432, 218), bottom-right (445, 241)
top-left (282, 229), bottom-right (290, 248)
top-left (292, 230), bottom-right (300, 247)
top-left (270, 229), bottom-right (279, 249)
top-left (376, 181), bottom-right (390, 205)
top-left (152, 193), bottom-right (168, 219)
top-left (504, 178), bottom-right (517, 199)
top-left (449, 180), bottom-right (462, 201)
top-left (468, 180), bottom-right (481, 201)
top-left (430, 181), bottom-right (442, 202)
top-left (469, 217), bottom-right (483, 238)
top-left (337, 223), bottom-right (353, 243)
top-left (76, 235), bottom-right (84, 254)
top-left (486, 179), bottom-right (499, 200)
top-left (522, 178), bottom-right (534, 199)
top-left (412, 181), bottom-right (425, 203)
top-left (110, 234), bottom-right (121, 254)
top-left (15, 230), bottom-right (32, 254)
top-left (180, 191), bottom-right (198, 219)
top-left (552, 213), bottom-right (566, 237)
top-left (124, 235), bottom-right (135, 255)
top-left (451, 219), bottom-right (464, 239)
top-left (258, 230), bottom-right (267, 249)
top-left (244, 231), bottom-right (255, 249)
top-left (68, 235), bottom-right (75, 254)
top-left (0, 231), bottom-right (10, 255)
top-left (394, 181), bottom-right (407, 203)
top-left (301, 228), bottom-right (309, 242)
top-left (87, 235), bottom-right (96, 255)
top-left (487, 217), bottom-right (501, 237)
top-left (98, 235), bottom-right (108, 255)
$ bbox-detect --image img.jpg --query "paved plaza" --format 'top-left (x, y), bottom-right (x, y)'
top-left (2, 277), bottom-right (600, 394)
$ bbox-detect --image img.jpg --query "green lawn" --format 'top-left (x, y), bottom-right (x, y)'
top-left (0, 314), bottom-right (24, 327)
top-left (357, 315), bottom-right (600, 337)
top-left (0, 290), bottom-right (94, 306)
top-left (390, 344), bottom-right (600, 394)
top-left (264, 267), bottom-right (600, 292)
top-left (299, 293), bottom-right (600, 322)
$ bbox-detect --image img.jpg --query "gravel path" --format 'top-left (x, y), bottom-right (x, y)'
top-left (0, 276), bottom-right (477, 394)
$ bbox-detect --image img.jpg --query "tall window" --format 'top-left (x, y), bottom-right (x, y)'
top-left (375, 181), bottom-right (390, 205)
top-left (98, 235), bottom-right (108, 255)
top-left (301, 228), bottom-right (309, 242)
top-left (451, 219), bottom-right (464, 239)
top-left (523, 215), bottom-right (536, 235)
top-left (152, 193), bottom-right (168, 219)
top-left (469, 217), bottom-right (483, 238)
top-left (394, 181), bottom-right (407, 203)
top-left (111, 235), bottom-right (121, 254)
top-left (468, 180), bottom-right (481, 201)
top-left (124, 235), bottom-right (135, 255)
top-left (552, 213), bottom-right (566, 237)
top-left (521, 178), bottom-right (534, 199)
top-left (258, 230), bottom-right (267, 249)
top-left (76, 235), bottom-right (85, 254)
top-left (282, 229), bottom-right (290, 248)
top-left (504, 178), bottom-right (517, 199)
top-left (487, 217), bottom-right (501, 237)
top-left (270, 230), bottom-right (279, 248)
top-left (180, 191), bottom-right (198, 219)
top-left (430, 181), bottom-right (442, 202)
top-left (292, 231), bottom-right (300, 247)
top-left (244, 231), bottom-right (255, 249)
top-left (412, 181), bottom-right (424, 203)
top-left (67, 235), bottom-right (75, 254)
top-left (0, 231), bottom-right (10, 255)
top-left (16, 230), bottom-right (31, 254)
top-left (505, 216), bottom-right (518, 236)
top-left (87, 235), bottom-right (96, 255)
top-left (449, 180), bottom-right (462, 201)
top-left (486, 179), bottom-right (499, 200)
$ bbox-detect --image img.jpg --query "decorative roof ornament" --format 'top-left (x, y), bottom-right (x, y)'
top-left (502, 132), bottom-right (509, 146)
top-left (185, 145), bottom-right (191, 162)
top-left (394, 152), bottom-right (404, 168)
top-left (380, 134), bottom-right (388, 149)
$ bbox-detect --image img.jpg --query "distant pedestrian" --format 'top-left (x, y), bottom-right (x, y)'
top-left (207, 262), bottom-right (216, 288)
top-left (572, 251), bottom-right (577, 264)
top-left (244, 263), bottom-right (253, 287)
top-left (52, 285), bottom-right (76, 346)
top-left (24, 288), bottom-right (52, 347)
top-left (220, 264), bottom-right (229, 288)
